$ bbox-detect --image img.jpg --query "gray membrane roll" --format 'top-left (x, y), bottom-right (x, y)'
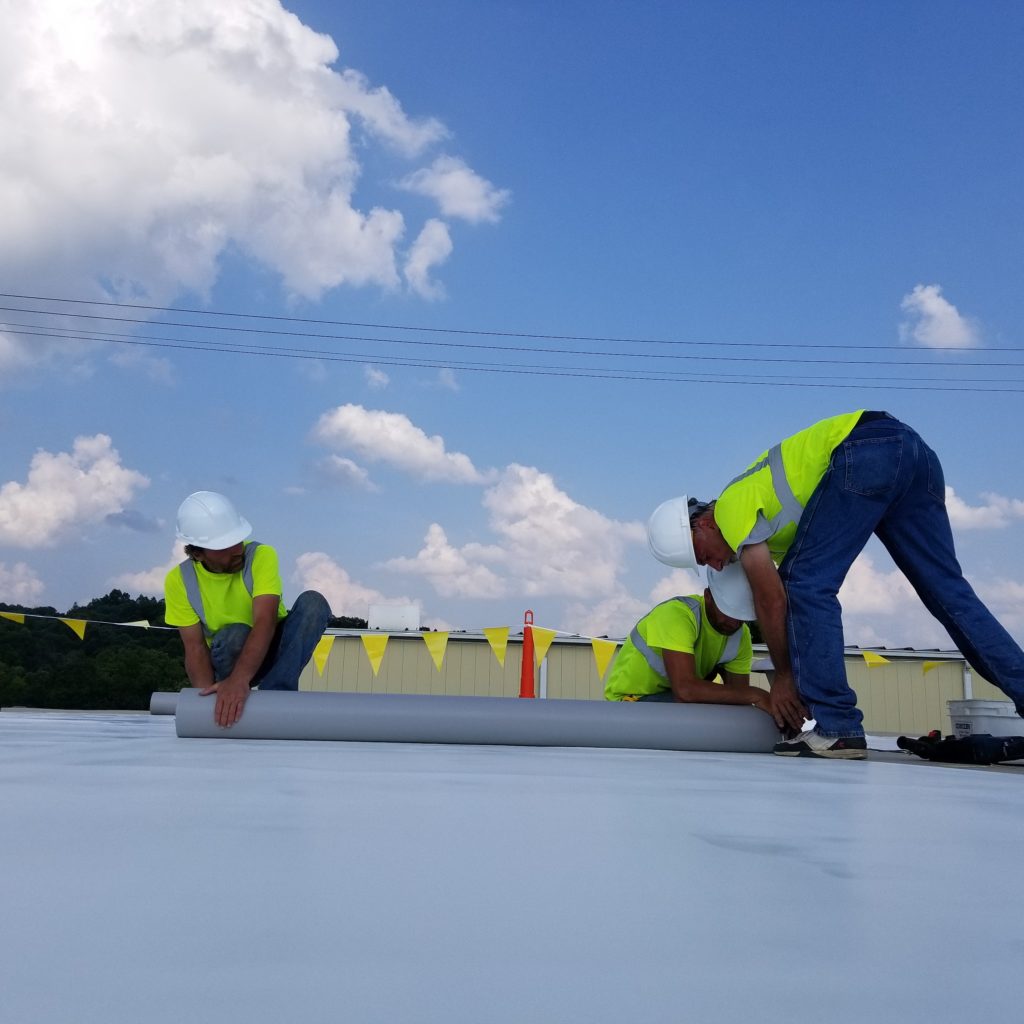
top-left (175, 689), bottom-right (780, 752)
top-left (150, 691), bottom-right (181, 715)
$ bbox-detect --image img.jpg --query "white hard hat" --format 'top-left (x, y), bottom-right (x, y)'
top-left (175, 491), bottom-right (252, 549)
top-left (647, 496), bottom-right (697, 569)
top-left (707, 561), bottom-right (756, 621)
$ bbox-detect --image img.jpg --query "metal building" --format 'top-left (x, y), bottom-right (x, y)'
top-left (298, 630), bottom-right (1004, 736)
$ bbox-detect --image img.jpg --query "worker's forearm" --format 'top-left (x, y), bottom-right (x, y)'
top-left (183, 646), bottom-right (215, 689)
top-left (671, 677), bottom-right (767, 707)
top-left (224, 623), bottom-right (276, 687)
top-left (754, 594), bottom-right (792, 680)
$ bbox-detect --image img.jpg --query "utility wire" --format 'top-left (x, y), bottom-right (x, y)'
top-left (6, 324), bottom-right (1023, 385)
top-left (3, 310), bottom-right (1022, 369)
top-left (7, 324), bottom-right (1023, 393)
top-left (2, 290), bottom-right (1021, 353)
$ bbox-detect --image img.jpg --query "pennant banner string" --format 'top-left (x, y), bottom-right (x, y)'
top-left (361, 634), bottom-right (388, 676)
top-left (483, 627), bottom-right (509, 667)
top-left (422, 631), bottom-right (449, 672)
top-left (312, 635), bottom-right (335, 677)
top-left (862, 651), bottom-right (890, 667)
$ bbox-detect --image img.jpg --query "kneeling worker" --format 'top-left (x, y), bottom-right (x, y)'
top-left (605, 562), bottom-right (770, 714)
top-left (164, 491), bottom-right (332, 728)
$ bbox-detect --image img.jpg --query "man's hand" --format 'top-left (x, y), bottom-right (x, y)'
top-left (200, 676), bottom-right (250, 728)
top-left (767, 670), bottom-right (809, 732)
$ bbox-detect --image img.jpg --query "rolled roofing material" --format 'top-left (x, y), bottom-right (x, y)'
top-left (150, 691), bottom-right (181, 715)
top-left (175, 689), bottom-right (780, 752)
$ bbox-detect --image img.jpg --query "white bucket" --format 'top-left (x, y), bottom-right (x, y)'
top-left (947, 699), bottom-right (1023, 739)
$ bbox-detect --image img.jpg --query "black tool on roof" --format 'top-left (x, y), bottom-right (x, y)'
top-left (897, 731), bottom-right (1024, 765)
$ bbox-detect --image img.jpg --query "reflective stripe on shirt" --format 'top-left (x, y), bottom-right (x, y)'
top-left (629, 596), bottom-right (741, 678)
top-left (178, 541), bottom-right (262, 638)
top-left (722, 443), bottom-right (805, 546)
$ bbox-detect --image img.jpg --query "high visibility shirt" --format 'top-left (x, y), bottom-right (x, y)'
top-left (713, 411), bottom-right (863, 562)
top-left (164, 540), bottom-right (287, 644)
top-left (604, 594), bottom-right (752, 701)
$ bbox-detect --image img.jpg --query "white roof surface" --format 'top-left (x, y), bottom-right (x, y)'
top-left (2, 709), bottom-right (1021, 1023)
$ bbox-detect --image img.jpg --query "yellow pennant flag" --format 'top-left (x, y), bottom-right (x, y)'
top-left (532, 626), bottom-right (557, 666)
top-left (591, 638), bottom-right (619, 681)
top-left (483, 627), bottom-right (509, 667)
top-left (119, 620), bottom-right (151, 629)
top-left (312, 635), bottom-right (335, 676)
top-left (922, 661), bottom-right (943, 675)
top-left (862, 651), bottom-right (890, 667)
top-left (361, 633), bottom-right (388, 676)
top-left (60, 618), bottom-right (87, 640)
top-left (422, 631), bottom-right (449, 671)
top-left (0, 612), bottom-right (26, 624)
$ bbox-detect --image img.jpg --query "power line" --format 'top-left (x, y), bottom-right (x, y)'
top-left (6, 323), bottom-right (1023, 384)
top-left (2, 310), bottom-right (1022, 369)
top-left (7, 324), bottom-right (1023, 393)
top-left (2, 290), bottom-right (1021, 353)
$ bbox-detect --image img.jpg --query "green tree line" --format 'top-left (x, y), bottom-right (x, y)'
top-left (0, 591), bottom-right (366, 711)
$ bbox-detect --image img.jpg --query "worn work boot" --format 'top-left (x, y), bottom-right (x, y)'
top-left (773, 728), bottom-right (868, 759)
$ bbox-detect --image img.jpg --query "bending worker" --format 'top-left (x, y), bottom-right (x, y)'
top-left (605, 562), bottom-right (771, 713)
top-left (648, 410), bottom-right (1024, 759)
top-left (164, 491), bottom-right (331, 727)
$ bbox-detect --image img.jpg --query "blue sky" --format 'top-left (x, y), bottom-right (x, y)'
top-left (1, 0), bottom-right (1022, 647)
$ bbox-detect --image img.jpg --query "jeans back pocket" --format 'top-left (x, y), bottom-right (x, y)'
top-left (842, 436), bottom-right (903, 496)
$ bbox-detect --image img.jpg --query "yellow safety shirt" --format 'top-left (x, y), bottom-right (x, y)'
top-left (713, 411), bottom-right (863, 562)
top-left (164, 541), bottom-right (287, 644)
top-left (604, 594), bottom-right (753, 701)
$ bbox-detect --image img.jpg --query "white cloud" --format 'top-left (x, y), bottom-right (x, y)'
top-left (328, 68), bottom-right (448, 157)
top-left (561, 591), bottom-right (647, 639)
top-left (380, 461), bottom-right (645, 607)
top-left (404, 218), bottom-right (453, 299)
top-left (293, 551), bottom-right (415, 619)
top-left (0, 0), bottom-right (505, 373)
top-left (436, 368), bottom-right (460, 392)
top-left (108, 345), bottom-right (175, 384)
top-left (562, 569), bottom-right (705, 638)
top-left (837, 554), bottom-right (916, 615)
top-left (946, 487), bottom-right (1024, 530)
top-left (399, 155), bottom-right (510, 224)
top-left (837, 553), bottom-right (953, 648)
top-left (312, 404), bottom-right (488, 483)
top-left (0, 435), bottom-right (149, 548)
top-left (0, 331), bottom-right (38, 374)
top-left (383, 523), bottom-right (507, 599)
top-left (899, 284), bottom-right (980, 349)
top-left (482, 464), bottom-right (646, 599)
top-left (318, 455), bottom-right (378, 492)
top-left (976, 578), bottom-right (1024, 636)
top-left (0, 561), bottom-right (45, 604)
top-left (111, 545), bottom-right (185, 598)
top-left (649, 569), bottom-right (706, 605)
top-left (364, 366), bottom-right (391, 390)
top-left (558, 569), bottom-right (705, 638)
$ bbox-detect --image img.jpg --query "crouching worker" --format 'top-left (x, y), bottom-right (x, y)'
top-left (164, 491), bottom-right (332, 727)
top-left (605, 562), bottom-right (770, 713)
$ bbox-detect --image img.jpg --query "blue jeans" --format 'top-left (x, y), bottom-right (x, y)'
top-left (779, 415), bottom-right (1024, 737)
top-left (209, 591), bottom-right (331, 691)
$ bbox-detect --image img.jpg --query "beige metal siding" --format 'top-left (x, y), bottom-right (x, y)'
top-left (545, 644), bottom-right (611, 700)
top-left (847, 659), bottom-right (964, 735)
top-left (969, 672), bottom-right (1004, 701)
top-left (300, 635), bottom-right (524, 698)
top-left (300, 634), bottom-right (1006, 738)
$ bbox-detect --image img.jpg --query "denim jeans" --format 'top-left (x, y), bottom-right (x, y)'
top-left (779, 415), bottom-right (1024, 737)
top-left (209, 590), bottom-right (332, 691)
